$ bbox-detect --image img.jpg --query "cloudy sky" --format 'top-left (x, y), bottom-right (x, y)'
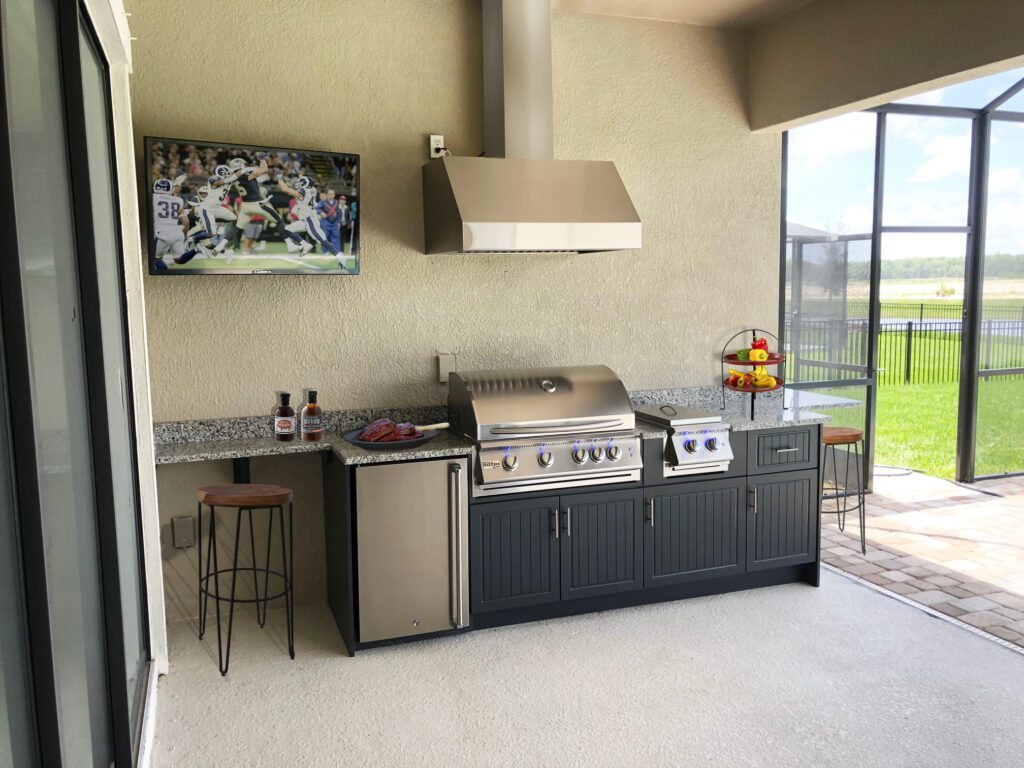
top-left (787, 66), bottom-right (1024, 260)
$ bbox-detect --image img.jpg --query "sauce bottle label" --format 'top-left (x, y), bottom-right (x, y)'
top-left (275, 416), bottom-right (296, 434)
top-left (302, 415), bottom-right (323, 433)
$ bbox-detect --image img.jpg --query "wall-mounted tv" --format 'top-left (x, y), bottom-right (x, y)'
top-left (145, 137), bottom-right (359, 275)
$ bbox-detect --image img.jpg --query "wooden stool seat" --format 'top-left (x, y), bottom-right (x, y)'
top-left (197, 483), bottom-right (293, 507)
top-left (823, 427), bottom-right (864, 446)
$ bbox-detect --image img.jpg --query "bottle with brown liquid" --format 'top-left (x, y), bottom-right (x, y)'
top-left (274, 392), bottom-right (296, 442)
top-left (301, 389), bottom-right (323, 442)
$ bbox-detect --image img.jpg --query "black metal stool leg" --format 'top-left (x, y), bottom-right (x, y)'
top-left (855, 440), bottom-right (867, 555)
top-left (197, 502), bottom-right (204, 638)
top-left (200, 505), bottom-right (216, 639)
top-left (279, 503), bottom-right (295, 659)
top-left (211, 507), bottom-right (223, 672)
top-left (260, 506), bottom-right (274, 628)
top-left (247, 508), bottom-right (265, 628)
top-left (220, 508), bottom-right (244, 676)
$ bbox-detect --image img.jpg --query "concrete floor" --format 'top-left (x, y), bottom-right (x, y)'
top-left (152, 571), bottom-right (1024, 767)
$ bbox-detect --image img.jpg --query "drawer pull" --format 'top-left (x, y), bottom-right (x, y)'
top-left (776, 447), bottom-right (799, 454)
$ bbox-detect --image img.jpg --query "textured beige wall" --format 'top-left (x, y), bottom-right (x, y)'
top-left (127, 0), bottom-right (780, 423)
top-left (749, 0), bottom-right (1024, 131)
top-left (130, 1), bottom-right (781, 621)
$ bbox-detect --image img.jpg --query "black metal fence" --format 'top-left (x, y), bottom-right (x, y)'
top-left (785, 302), bottom-right (1024, 385)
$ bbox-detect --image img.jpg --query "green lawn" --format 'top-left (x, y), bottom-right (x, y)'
top-left (818, 380), bottom-right (1024, 479)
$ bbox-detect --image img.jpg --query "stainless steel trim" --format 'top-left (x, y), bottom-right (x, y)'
top-left (776, 447), bottom-right (800, 454)
top-left (647, 498), bottom-right (655, 527)
top-left (473, 468), bottom-right (642, 497)
top-left (566, 506), bottom-right (572, 537)
top-left (449, 462), bottom-right (466, 629)
top-left (489, 418), bottom-right (624, 437)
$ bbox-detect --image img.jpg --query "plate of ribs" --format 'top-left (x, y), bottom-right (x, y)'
top-left (342, 419), bottom-right (448, 450)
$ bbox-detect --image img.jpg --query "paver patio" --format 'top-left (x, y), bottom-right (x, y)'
top-left (822, 469), bottom-right (1024, 650)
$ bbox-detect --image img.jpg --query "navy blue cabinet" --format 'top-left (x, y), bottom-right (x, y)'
top-left (560, 488), bottom-right (644, 601)
top-left (644, 478), bottom-right (746, 588)
top-left (746, 469), bottom-right (819, 571)
top-left (470, 496), bottom-right (561, 614)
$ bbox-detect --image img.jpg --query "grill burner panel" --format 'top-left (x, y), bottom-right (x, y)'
top-left (448, 365), bottom-right (642, 497)
top-left (635, 405), bottom-right (734, 478)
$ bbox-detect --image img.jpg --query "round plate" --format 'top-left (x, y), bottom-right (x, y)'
top-left (342, 429), bottom-right (439, 450)
top-left (722, 352), bottom-right (785, 366)
top-left (723, 376), bottom-right (785, 393)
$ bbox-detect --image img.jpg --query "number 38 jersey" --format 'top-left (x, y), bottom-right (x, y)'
top-left (152, 192), bottom-right (185, 237)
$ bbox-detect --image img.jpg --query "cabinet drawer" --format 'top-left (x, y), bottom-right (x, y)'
top-left (746, 426), bottom-right (818, 474)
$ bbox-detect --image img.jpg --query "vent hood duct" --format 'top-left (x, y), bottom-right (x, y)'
top-left (422, 0), bottom-right (642, 254)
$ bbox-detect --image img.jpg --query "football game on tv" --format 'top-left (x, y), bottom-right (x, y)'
top-left (145, 137), bottom-right (359, 275)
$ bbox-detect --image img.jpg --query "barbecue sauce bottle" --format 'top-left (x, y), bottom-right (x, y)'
top-left (274, 392), bottom-right (296, 442)
top-left (301, 390), bottom-right (323, 442)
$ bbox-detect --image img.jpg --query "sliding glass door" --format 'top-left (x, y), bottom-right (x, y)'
top-left (0, 0), bottom-right (149, 764)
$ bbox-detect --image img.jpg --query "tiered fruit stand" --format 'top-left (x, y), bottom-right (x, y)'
top-left (721, 329), bottom-right (785, 419)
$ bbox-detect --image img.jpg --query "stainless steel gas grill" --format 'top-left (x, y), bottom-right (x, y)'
top-left (635, 404), bottom-right (734, 478)
top-left (448, 365), bottom-right (643, 497)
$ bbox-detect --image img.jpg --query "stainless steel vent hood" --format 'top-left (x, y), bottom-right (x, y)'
top-left (422, 0), bottom-right (642, 254)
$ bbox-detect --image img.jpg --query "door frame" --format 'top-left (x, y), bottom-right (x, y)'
top-left (0, 0), bottom-right (151, 763)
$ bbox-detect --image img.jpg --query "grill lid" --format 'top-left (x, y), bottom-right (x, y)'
top-left (447, 365), bottom-right (635, 442)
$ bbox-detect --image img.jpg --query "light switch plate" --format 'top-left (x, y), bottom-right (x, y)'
top-left (437, 352), bottom-right (457, 383)
top-left (171, 516), bottom-right (195, 549)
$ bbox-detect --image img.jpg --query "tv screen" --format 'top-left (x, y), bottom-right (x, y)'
top-left (145, 137), bottom-right (359, 275)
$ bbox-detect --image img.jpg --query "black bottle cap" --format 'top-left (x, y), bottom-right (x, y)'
top-left (279, 392), bottom-right (291, 406)
top-left (307, 390), bottom-right (318, 403)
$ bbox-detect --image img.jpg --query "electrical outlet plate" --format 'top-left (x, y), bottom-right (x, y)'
top-left (437, 352), bottom-right (457, 383)
top-left (429, 134), bottom-right (446, 159)
top-left (171, 516), bottom-right (196, 549)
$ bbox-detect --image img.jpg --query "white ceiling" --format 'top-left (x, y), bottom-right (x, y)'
top-left (552, 0), bottom-right (814, 28)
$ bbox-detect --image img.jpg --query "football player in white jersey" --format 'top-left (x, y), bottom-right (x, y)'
top-left (193, 164), bottom-right (239, 256)
top-left (152, 177), bottom-right (204, 268)
top-left (278, 175), bottom-right (343, 265)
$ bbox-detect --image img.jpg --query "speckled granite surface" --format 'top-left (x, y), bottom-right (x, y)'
top-left (153, 386), bottom-right (856, 465)
top-left (154, 430), bottom-right (475, 466)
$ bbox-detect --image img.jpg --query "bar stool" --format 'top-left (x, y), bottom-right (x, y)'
top-left (821, 427), bottom-right (867, 555)
top-left (197, 483), bottom-right (294, 675)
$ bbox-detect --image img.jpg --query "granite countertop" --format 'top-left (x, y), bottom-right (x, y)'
top-left (154, 430), bottom-right (476, 466)
top-left (152, 385), bottom-right (859, 466)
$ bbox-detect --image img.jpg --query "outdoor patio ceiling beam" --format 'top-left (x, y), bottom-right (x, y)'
top-left (867, 103), bottom-right (978, 119)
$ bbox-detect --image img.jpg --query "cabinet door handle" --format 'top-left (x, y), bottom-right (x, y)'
top-left (552, 508), bottom-right (559, 539)
top-left (448, 462), bottom-right (465, 629)
top-left (565, 506), bottom-right (572, 537)
top-left (776, 447), bottom-right (799, 454)
top-left (646, 498), bottom-right (655, 527)
top-left (749, 487), bottom-right (758, 515)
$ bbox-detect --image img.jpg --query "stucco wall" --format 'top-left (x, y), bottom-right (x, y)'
top-left (127, 0), bottom-right (780, 424)
top-left (127, 0), bottom-right (781, 622)
top-left (749, 0), bottom-right (1024, 131)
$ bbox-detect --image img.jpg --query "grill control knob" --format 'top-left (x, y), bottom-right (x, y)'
top-left (608, 445), bottom-right (623, 462)
top-left (705, 438), bottom-right (719, 452)
top-left (502, 454), bottom-right (519, 471)
top-left (538, 451), bottom-right (554, 468)
top-left (590, 445), bottom-right (606, 463)
top-left (684, 439), bottom-right (699, 454)
top-left (571, 447), bottom-right (589, 465)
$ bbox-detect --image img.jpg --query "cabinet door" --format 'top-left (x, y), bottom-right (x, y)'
top-left (471, 496), bottom-right (560, 614)
top-left (644, 478), bottom-right (746, 588)
top-left (560, 489), bottom-right (644, 601)
top-left (746, 469), bottom-right (819, 571)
